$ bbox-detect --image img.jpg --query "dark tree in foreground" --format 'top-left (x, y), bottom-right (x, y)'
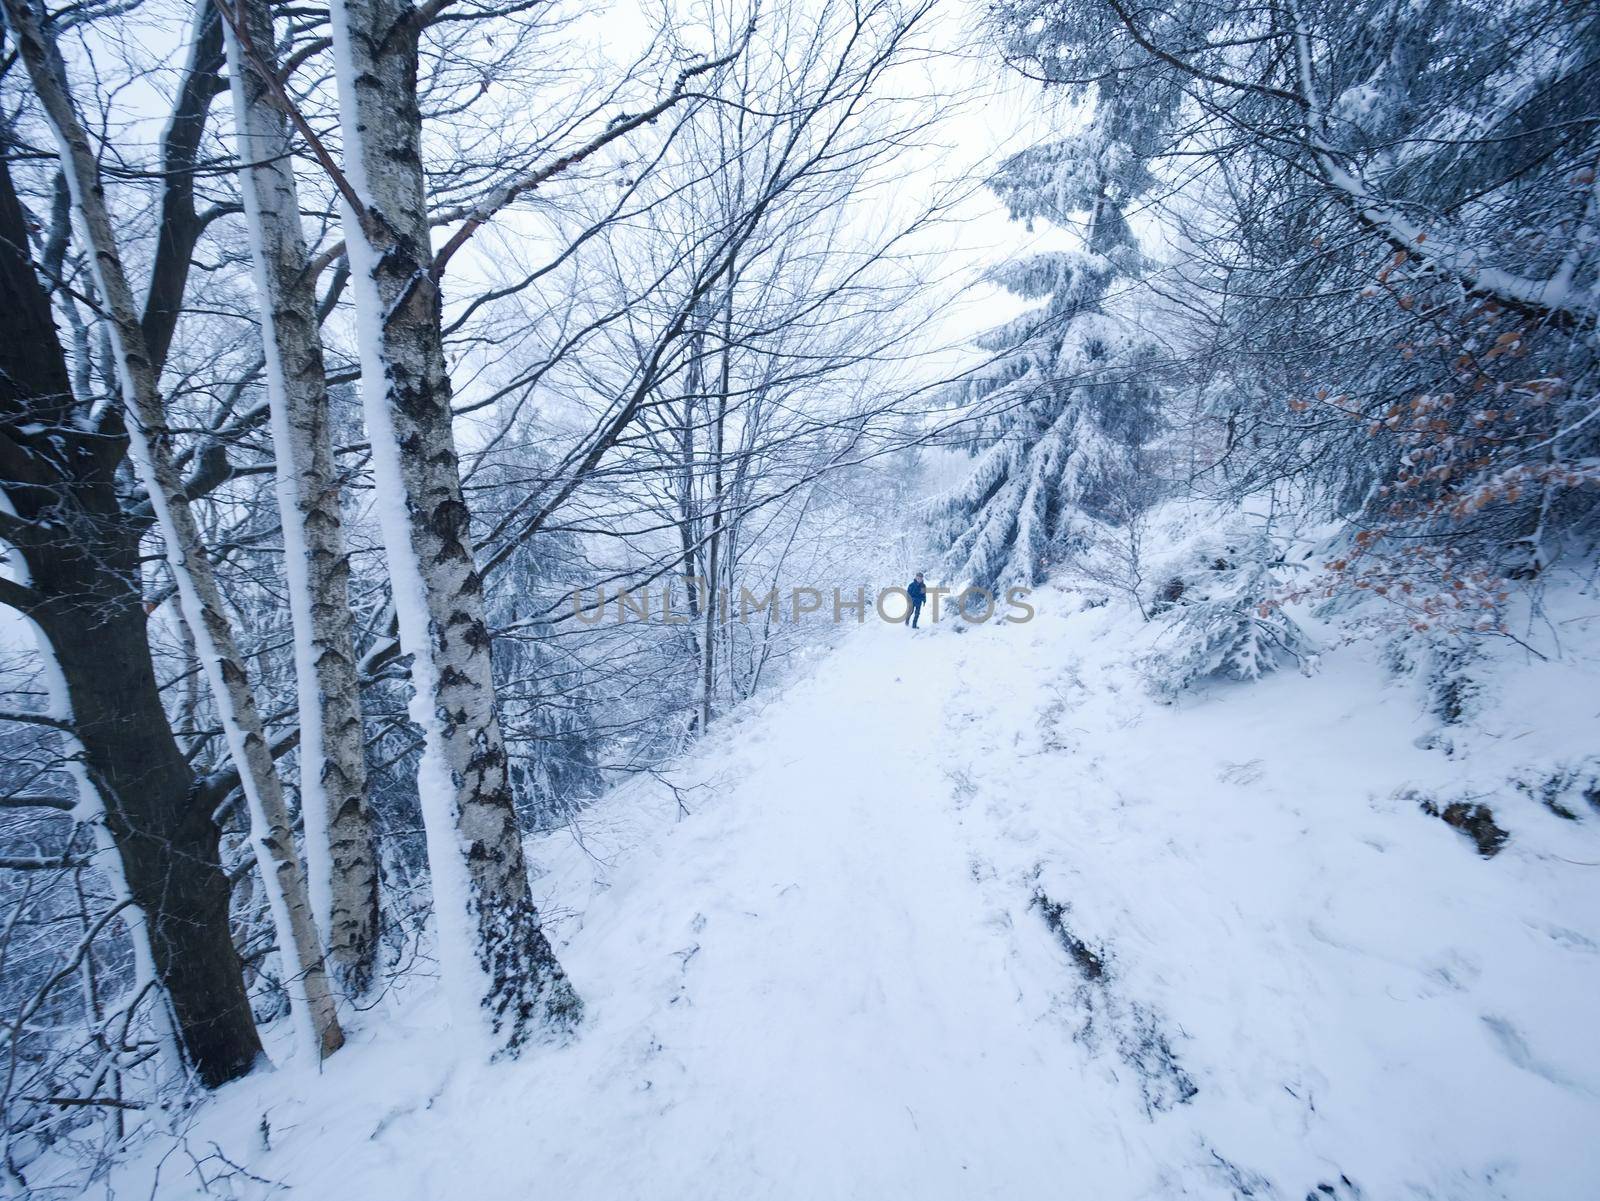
top-left (0, 8), bottom-right (264, 1088)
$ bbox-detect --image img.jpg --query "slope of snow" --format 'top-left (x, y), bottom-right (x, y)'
top-left (90, 585), bottom-right (1600, 1200)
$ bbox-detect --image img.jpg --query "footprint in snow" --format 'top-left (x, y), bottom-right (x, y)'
top-left (1217, 759), bottom-right (1265, 785)
top-left (1481, 1014), bottom-right (1599, 1097)
top-left (1531, 922), bottom-right (1598, 954)
top-left (1419, 949), bottom-right (1480, 995)
top-left (1305, 1174), bottom-right (1365, 1201)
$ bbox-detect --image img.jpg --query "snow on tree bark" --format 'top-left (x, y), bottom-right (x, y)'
top-left (5, 535), bottom-right (187, 1086)
top-left (5, 0), bottom-right (344, 1062)
top-left (327, 0), bottom-right (580, 1051)
top-left (3, 133), bottom-right (259, 1087)
top-left (223, 0), bottom-right (380, 998)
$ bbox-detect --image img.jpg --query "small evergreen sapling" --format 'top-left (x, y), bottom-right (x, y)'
top-left (1146, 526), bottom-right (1315, 696)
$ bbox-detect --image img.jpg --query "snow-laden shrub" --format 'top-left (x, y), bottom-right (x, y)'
top-left (1144, 525), bottom-right (1314, 696)
top-left (1512, 757), bottom-right (1600, 822)
top-left (1379, 628), bottom-right (1487, 736)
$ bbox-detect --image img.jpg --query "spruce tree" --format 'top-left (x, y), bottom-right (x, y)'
top-left (934, 63), bottom-right (1175, 589)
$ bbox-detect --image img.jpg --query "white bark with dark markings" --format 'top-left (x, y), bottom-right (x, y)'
top-left (327, 0), bottom-right (579, 1051)
top-left (5, 0), bottom-right (344, 1063)
top-left (223, 0), bottom-right (379, 998)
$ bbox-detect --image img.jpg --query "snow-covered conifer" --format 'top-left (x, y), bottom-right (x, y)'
top-left (1145, 525), bottom-right (1315, 696)
top-left (932, 70), bottom-right (1171, 590)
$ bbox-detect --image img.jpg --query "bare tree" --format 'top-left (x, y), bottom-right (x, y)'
top-left (4, 0), bottom-right (343, 1061)
top-left (325, 0), bottom-right (583, 1051)
top-left (221, 0), bottom-right (379, 998)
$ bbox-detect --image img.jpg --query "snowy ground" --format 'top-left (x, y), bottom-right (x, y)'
top-left (94, 585), bottom-right (1600, 1200)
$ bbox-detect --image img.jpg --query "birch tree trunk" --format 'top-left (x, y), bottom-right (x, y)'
top-left (676, 335), bottom-right (704, 694)
top-left (701, 279), bottom-right (735, 731)
top-left (327, 0), bottom-right (580, 1053)
top-left (0, 38), bottom-right (261, 1090)
top-left (5, 0), bottom-right (344, 1062)
top-left (223, 0), bottom-right (380, 998)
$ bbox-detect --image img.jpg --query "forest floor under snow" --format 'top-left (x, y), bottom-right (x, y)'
top-left (98, 584), bottom-right (1600, 1200)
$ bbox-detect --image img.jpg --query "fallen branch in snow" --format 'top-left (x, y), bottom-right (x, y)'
top-left (1030, 885), bottom-right (1198, 1116)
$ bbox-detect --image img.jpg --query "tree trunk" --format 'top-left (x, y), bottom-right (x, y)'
top-left (5, 0), bottom-right (343, 1061)
top-left (224, 0), bottom-right (379, 998)
top-left (30, 576), bottom-right (264, 1085)
top-left (677, 350), bottom-right (704, 683)
top-left (0, 127), bottom-right (264, 1089)
top-left (701, 278), bottom-right (735, 731)
top-left (328, 0), bottom-right (579, 1052)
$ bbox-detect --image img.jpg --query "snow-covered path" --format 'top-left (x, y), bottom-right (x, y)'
top-left (108, 592), bottom-right (1600, 1201)
top-left (520, 625), bottom-right (1100, 1199)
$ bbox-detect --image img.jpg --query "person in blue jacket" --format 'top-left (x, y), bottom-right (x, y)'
top-left (906, 572), bottom-right (927, 629)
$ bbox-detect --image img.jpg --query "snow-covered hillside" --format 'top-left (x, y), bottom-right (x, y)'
top-left (92, 586), bottom-right (1600, 1201)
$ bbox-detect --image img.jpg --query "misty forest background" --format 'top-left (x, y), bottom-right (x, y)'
top-left (0, 0), bottom-right (1596, 1189)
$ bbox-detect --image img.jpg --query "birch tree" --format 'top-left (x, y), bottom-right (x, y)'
top-left (221, 0), bottom-right (380, 997)
top-left (326, 0), bottom-right (580, 1051)
top-left (4, 0), bottom-right (344, 1061)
